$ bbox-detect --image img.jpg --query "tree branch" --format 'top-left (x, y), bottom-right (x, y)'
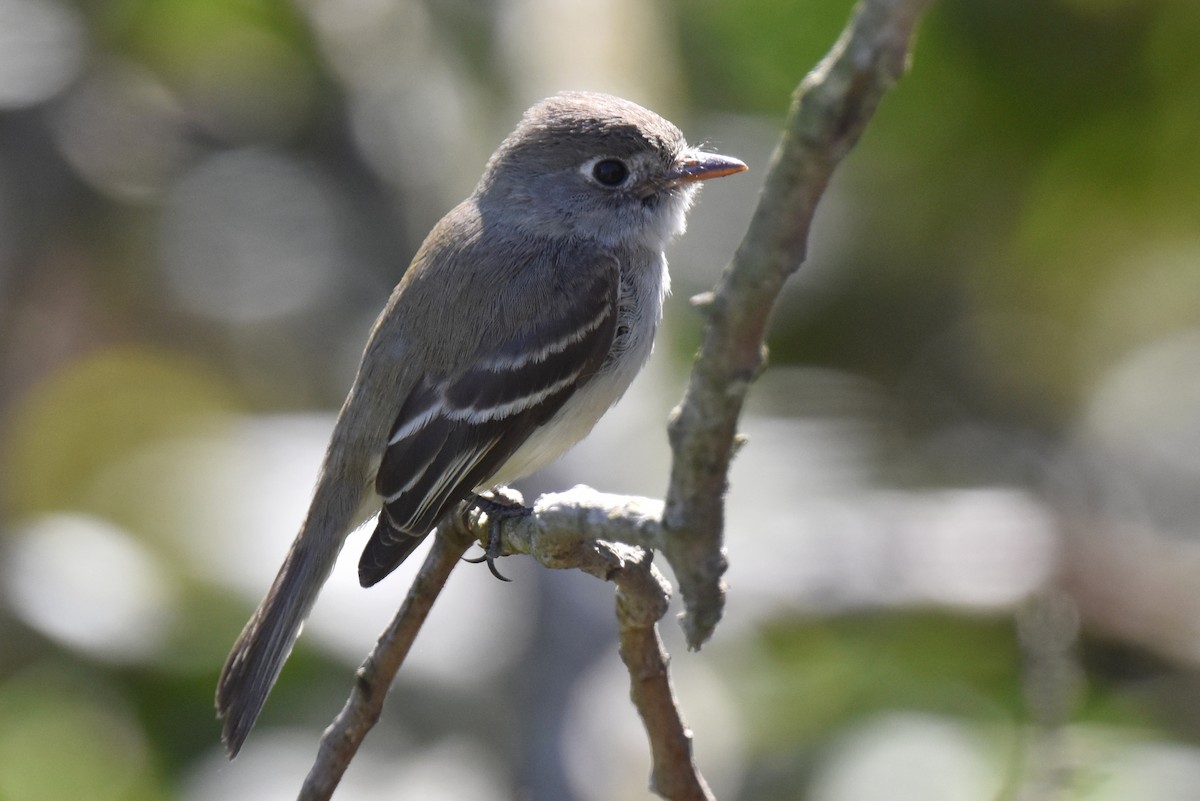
top-left (615, 559), bottom-right (715, 801)
top-left (662, 0), bottom-right (935, 649)
top-left (299, 488), bottom-right (710, 801)
top-left (492, 489), bottom-right (714, 801)
top-left (298, 526), bottom-right (472, 801)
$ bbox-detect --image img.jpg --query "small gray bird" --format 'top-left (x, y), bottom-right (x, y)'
top-left (215, 91), bottom-right (746, 756)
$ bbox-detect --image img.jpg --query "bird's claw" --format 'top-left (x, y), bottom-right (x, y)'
top-left (461, 491), bottom-right (530, 582)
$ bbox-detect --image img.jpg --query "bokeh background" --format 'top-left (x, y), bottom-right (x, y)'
top-left (2, 0), bottom-right (1199, 798)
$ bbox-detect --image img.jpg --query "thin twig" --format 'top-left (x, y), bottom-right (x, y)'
top-left (296, 488), bottom-right (674, 801)
top-left (494, 492), bottom-right (713, 801)
top-left (614, 554), bottom-right (715, 801)
top-left (298, 525), bottom-right (472, 801)
top-left (302, 487), bottom-right (709, 800)
top-left (662, 0), bottom-right (936, 649)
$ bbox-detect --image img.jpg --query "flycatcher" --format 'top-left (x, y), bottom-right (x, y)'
top-left (216, 91), bottom-right (746, 756)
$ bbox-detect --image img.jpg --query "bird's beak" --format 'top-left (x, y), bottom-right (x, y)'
top-left (667, 151), bottom-right (748, 185)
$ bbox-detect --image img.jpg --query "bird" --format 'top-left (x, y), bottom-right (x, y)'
top-left (215, 90), bottom-right (746, 756)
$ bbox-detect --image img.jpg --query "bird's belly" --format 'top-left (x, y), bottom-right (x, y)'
top-left (484, 345), bottom-right (645, 487)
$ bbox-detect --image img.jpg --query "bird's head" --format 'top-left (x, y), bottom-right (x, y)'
top-left (477, 91), bottom-right (746, 250)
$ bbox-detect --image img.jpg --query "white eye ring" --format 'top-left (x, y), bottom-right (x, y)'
top-left (581, 156), bottom-right (632, 188)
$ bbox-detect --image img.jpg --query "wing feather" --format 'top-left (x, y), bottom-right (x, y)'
top-left (358, 257), bottom-right (619, 585)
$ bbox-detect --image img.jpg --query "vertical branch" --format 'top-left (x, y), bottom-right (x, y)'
top-left (614, 557), bottom-right (715, 801)
top-left (662, 0), bottom-right (936, 649)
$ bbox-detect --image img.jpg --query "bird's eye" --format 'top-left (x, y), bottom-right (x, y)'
top-left (592, 159), bottom-right (629, 187)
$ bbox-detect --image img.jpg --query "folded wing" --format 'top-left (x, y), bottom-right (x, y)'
top-left (358, 258), bottom-right (619, 585)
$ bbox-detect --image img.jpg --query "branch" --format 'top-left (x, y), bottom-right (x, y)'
top-left (300, 488), bottom-right (711, 801)
top-left (298, 526), bottom-right (472, 801)
top-left (494, 489), bottom-right (715, 801)
top-left (615, 560), bottom-right (716, 801)
top-left (663, 0), bottom-right (935, 649)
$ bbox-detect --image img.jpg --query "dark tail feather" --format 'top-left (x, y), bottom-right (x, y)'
top-left (215, 539), bottom-right (334, 757)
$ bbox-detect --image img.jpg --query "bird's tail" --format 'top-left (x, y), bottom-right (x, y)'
top-left (215, 524), bottom-right (341, 758)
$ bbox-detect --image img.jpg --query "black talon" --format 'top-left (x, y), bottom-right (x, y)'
top-left (484, 556), bottom-right (512, 582)
top-left (464, 491), bottom-right (530, 582)
top-left (462, 548), bottom-right (512, 582)
top-left (461, 550), bottom-right (512, 581)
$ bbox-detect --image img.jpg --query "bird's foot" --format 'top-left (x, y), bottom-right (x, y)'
top-left (462, 490), bottom-right (530, 582)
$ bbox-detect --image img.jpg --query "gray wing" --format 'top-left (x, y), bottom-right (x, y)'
top-left (358, 257), bottom-right (619, 586)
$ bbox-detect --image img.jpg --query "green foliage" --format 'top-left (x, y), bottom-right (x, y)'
top-left (0, 667), bottom-right (167, 801)
top-left (675, 0), bottom-right (856, 112)
top-left (739, 613), bottom-right (1023, 747)
top-left (1, 349), bottom-right (239, 517)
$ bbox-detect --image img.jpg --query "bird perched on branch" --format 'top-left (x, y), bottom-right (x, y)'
top-left (216, 91), bottom-right (746, 756)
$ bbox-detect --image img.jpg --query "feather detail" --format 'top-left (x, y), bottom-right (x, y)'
top-left (359, 254), bottom-right (619, 585)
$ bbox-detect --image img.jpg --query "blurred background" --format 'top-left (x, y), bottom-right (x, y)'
top-left (1, 0), bottom-right (1199, 798)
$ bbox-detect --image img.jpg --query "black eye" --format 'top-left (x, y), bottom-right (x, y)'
top-left (592, 159), bottom-right (629, 187)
